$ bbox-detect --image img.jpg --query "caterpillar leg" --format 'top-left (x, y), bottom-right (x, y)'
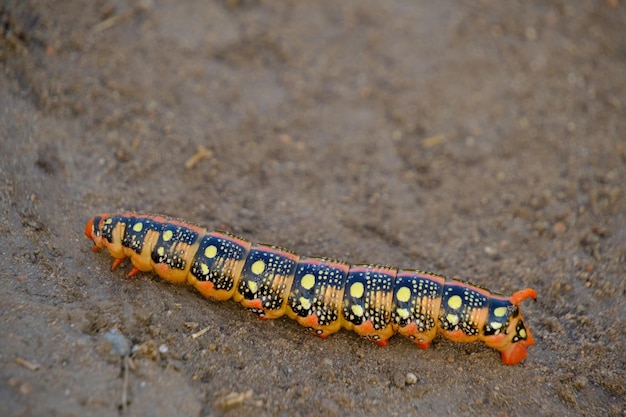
top-left (111, 257), bottom-right (126, 271)
top-left (127, 267), bottom-right (141, 277)
top-left (109, 257), bottom-right (141, 278)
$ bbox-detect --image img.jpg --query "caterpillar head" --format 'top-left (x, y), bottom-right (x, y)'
top-left (482, 288), bottom-right (537, 365)
top-left (85, 214), bottom-right (110, 249)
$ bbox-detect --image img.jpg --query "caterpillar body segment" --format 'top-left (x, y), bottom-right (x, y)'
top-left (188, 231), bottom-right (251, 301)
top-left (286, 257), bottom-right (349, 338)
top-left (392, 270), bottom-right (445, 349)
top-left (342, 265), bottom-right (396, 346)
top-left (236, 244), bottom-right (299, 319)
top-left (86, 212), bottom-right (537, 365)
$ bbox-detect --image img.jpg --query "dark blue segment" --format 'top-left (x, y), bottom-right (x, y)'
top-left (91, 215), bottom-right (103, 237)
top-left (483, 297), bottom-right (516, 336)
top-left (289, 257), bottom-right (348, 324)
top-left (121, 217), bottom-right (163, 254)
top-left (342, 265), bottom-right (394, 329)
top-left (190, 232), bottom-right (250, 291)
top-left (439, 281), bottom-right (489, 336)
top-left (100, 215), bottom-right (129, 243)
top-left (391, 270), bottom-right (444, 329)
top-left (238, 245), bottom-right (298, 311)
top-left (151, 223), bottom-right (200, 270)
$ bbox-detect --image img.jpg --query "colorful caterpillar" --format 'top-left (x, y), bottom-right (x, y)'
top-left (85, 212), bottom-right (537, 365)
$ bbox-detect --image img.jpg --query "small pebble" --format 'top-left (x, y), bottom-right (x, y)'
top-left (553, 221), bottom-right (567, 234)
top-left (405, 372), bottom-right (418, 385)
top-left (159, 344), bottom-right (168, 354)
top-left (104, 329), bottom-right (131, 357)
top-left (483, 246), bottom-right (500, 260)
top-left (484, 246), bottom-right (498, 257)
top-left (19, 382), bottom-right (33, 395)
top-left (573, 375), bottom-right (588, 390)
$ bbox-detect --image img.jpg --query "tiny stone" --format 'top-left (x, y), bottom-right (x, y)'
top-left (19, 382), bottom-right (33, 395)
top-left (553, 221), bottom-right (567, 234)
top-left (573, 376), bottom-right (588, 390)
top-left (484, 246), bottom-right (498, 258)
top-left (159, 344), bottom-right (168, 353)
top-left (104, 329), bottom-right (131, 357)
top-left (485, 246), bottom-right (498, 256)
top-left (405, 372), bottom-right (418, 385)
top-left (557, 385), bottom-right (577, 405)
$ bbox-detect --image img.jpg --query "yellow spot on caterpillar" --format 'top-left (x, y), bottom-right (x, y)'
top-left (351, 304), bottom-right (364, 317)
top-left (447, 313), bottom-right (459, 325)
top-left (251, 260), bottom-right (265, 275)
top-left (350, 282), bottom-right (364, 298)
top-left (448, 295), bottom-right (462, 310)
top-left (205, 245), bottom-right (217, 259)
top-left (105, 218), bottom-right (113, 224)
top-left (201, 263), bottom-right (209, 275)
top-left (163, 230), bottom-right (173, 241)
top-left (133, 222), bottom-right (143, 232)
top-left (248, 280), bottom-right (258, 293)
top-left (494, 306), bottom-right (508, 317)
top-left (157, 247), bottom-right (165, 256)
top-left (397, 308), bottom-right (410, 319)
top-left (299, 297), bottom-right (311, 310)
top-left (396, 286), bottom-right (411, 303)
top-left (519, 328), bottom-right (527, 339)
top-left (490, 321), bottom-right (503, 330)
top-left (301, 274), bottom-right (315, 290)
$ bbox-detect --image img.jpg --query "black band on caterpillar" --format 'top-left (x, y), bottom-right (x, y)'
top-left (85, 212), bottom-right (537, 365)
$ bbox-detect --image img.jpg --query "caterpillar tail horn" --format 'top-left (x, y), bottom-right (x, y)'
top-left (499, 288), bottom-right (537, 365)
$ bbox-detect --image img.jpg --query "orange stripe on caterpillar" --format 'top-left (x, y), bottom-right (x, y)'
top-left (86, 212), bottom-right (537, 365)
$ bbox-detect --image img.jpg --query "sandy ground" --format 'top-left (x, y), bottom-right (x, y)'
top-left (1, 1), bottom-right (625, 416)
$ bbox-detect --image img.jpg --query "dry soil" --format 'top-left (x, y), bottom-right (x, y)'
top-left (0, 1), bottom-right (625, 416)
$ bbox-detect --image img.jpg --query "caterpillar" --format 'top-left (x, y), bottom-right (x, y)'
top-left (85, 212), bottom-right (537, 365)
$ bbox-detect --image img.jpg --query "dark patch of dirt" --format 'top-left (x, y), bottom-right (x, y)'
top-left (1, 1), bottom-right (624, 416)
